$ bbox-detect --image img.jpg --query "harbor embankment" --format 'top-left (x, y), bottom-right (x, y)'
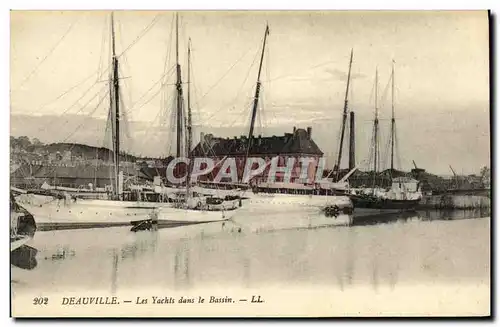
top-left (417, 194), bottom-right (490, 210)
top-left (36, 220), bottom-right (219, 232)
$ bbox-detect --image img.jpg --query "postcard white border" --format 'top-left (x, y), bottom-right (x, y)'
top-left (3, 0), bottom-right (498, 325)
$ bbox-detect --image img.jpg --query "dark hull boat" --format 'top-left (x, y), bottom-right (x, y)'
top-left (341, 61), bottom-right (422, 219)
top-left (11, 192), bottom-right (38, 270)
top-left (351, 208), bottom-right (418, 226)
top-left (350, 194), bottom-right (420, 210)
top-left (11, 245), bottom-right (38, 270)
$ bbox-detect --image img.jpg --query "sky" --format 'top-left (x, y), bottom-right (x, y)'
top-left (10, 10), bottom-right (490, 175)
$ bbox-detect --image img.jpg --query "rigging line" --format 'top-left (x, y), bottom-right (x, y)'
top-left (185, 42), bottom-right (204, 143)
top-left (62, 88), bottom-right (110, 143)
top-left (103, 98), bottom-right (113, 146)
top-left (135, 105), bottom-right (166, 157)
top-left (378, 74), bottom-right (391, 114)
top-left (35, 81), bottom-right (105, 133)
top-left (38, 88), bottom-right (110, 185)
top-left (202, 93), bottom-right (251, 129)
top-left (116, 14), bottom-right (162, 59)
top-left (51, 84), bottom-right (108, 129)
top-left (119, 95), bottom-right (134, 165)
top-left (264, 58), bottom-right (340, 84)
top-left (13, 13), bottom-right (83, 92)
top-left (197, 46), bottom-right (261, 124)
top-left (117, 56), bottom-right (133, 108)
top-left (17, 14), bottom-right (162, 115)
top-left (395, 126), bottom-right (403, 171)
top-left (94, 14), bottom-right (162, 83)
top-left (331, 111), bottom-right (345, 169)
top-left (24, 71), bottom-right (99, 116)
top-left (259, 86), bottom-right (277, 131)
top-left (123, 65), bottom-right (176, 116)
top-left (119, 90), bottom-right (132, 140)
top-left (167, 90), bottom-right (177, 132)
top-left (181, 14), bottom-right (189, 69)
top-left (197, 45), bottom-right (255, 104)
top-left (158, 83), bottom-right (172, 134)
top-left (263, 34), bottom-right (271, 132)
top-left (163, 14), bottom-right (175, 76)
top-left (129, 82), bottom-right (167, 120)
top-left (227, 45), bottom-right (261, 104)
top-left (97, 14), bottom-right (109, 83)
top-left (367, 75), bottom-right (376, 110)
top-left (189, 54), bottom-right (202, 123)
top-left (213, 98), bottom-right (253, 129)
top-left (257, 86), bottom-right (264, 135)
top-left (367, 122), bottom-right (375, 166)
top-left (381, 129), bottom-right (391, 171)
top-left (117, 19), bottom-right (135, 108)
top-left (118, 65), bottom-right (131, 108)
top-left (160, 14), bottom-right (175, 119)
top-left (194, 40), bottom-right (259, 113)
top-left (166, 95), bottom-right (177, 157)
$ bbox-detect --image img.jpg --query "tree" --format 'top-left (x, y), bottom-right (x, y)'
top-left (480, 166), bottom-right (490, 180)
top-left (16, 136), bottom-right (31, 150)
top-left (32, 138), bottom-right (43, 146)
top-left (10, 136), bottom-right (17, 148)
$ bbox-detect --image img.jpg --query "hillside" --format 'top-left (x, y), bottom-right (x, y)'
top-left (42, 143), bottom-right (143, 162)
top-left (11, 135), bottom-right (161, 162)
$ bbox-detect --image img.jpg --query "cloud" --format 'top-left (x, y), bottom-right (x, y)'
top-left (324, 68), bottom-right (367, 81)
top-left (278, 66), bottom-right (367, 85)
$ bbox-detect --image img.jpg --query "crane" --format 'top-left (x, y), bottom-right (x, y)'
top-left (449, 165), bottom-right (459, 189)
top-left (449, 165), bottom-right (457, 177)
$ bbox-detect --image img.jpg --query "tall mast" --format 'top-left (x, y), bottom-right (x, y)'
top-left (335, 49), bottom-right (353, 179)
top-left (110, 12), bottom-right (120, 198)
top-left (246, 25), bottom-right (270, 160)
top-left (348, 111), bottom-right (355, 170)
top-left (175, 13), bottom-right (184, 158)
top-left (186, 38), bottom-right (193, 194)
top-left (390, 60), bottom-right (396, 172)
top-left (187, 38), bottom-right (192, 157)
top-left (373, 68), bottom-right (379, 174)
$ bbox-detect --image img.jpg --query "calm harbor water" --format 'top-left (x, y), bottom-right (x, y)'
top-left (12, 209), bottom-right (490, 296)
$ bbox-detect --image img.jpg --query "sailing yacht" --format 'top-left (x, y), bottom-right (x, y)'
top-left (191, 25), bottom-right (354, 217)
top-left (349, 62), bottom-right (422, 211)
top-left (17, 12), bottom-right (241, 228)
top-left (155, 24), bottom-right (242, 223)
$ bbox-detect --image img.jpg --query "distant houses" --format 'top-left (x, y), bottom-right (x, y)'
top-left (11, 164), bottom-right (150, 189)
top-left (10, 139), bottom-right (145, 189)
top-left (9, 135), bottom-right (490, 192)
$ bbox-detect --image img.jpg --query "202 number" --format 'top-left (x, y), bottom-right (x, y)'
top-left (33, 297), bottom-right (48, 305)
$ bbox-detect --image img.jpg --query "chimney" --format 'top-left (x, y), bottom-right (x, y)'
top-left (349, 112), bottom-right (356, 170)
top-left (293, 126), bottom-right (296, 133)
top-left (306, 127), bottom-right (312, 139)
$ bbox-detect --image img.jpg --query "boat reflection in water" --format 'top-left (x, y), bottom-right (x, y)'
top-left (11, 208), bottom-right (489, 295)
top-left (351, 208), bottom-right (490, 227)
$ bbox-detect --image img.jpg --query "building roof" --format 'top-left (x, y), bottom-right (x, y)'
top-left (191, 127), bottom-right (323, 157)
top-left (392, 176), bottom-right (419, 183)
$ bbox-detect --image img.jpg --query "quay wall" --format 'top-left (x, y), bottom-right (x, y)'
top-left (418, 194), bottom-right (491, 209)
